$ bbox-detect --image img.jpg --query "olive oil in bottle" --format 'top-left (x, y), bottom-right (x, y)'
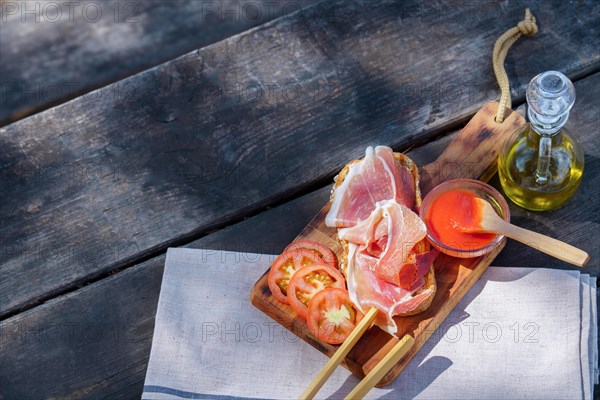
top-left (498, 71), bottom-right (584, 211)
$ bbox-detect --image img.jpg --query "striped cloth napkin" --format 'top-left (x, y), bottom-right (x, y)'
top-left (143, 248), bottom-right (597, 399)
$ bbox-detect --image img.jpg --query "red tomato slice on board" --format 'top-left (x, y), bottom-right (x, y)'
top-left (268, 249), bottom-right (323, 305)
top-left (287, 264), bottom-right (345, 318)
top-left (284, 240), bottom-right (338, 269)
top-left (307, 288), bottom-right (364, 345)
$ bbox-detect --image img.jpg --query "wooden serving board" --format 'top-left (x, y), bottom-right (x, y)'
top-left (250, 102), bottom-right (525, 387)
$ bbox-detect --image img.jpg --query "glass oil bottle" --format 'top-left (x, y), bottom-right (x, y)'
top-left (498, 71), bottom-right (584, 211)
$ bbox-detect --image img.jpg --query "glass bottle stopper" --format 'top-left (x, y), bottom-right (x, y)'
top-left (526, 71), bottom-right (576, 184)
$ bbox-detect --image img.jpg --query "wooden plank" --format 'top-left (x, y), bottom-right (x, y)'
top-left (0, 190), bottom-right (328, 400)
top-left (0, 0), bottom-right (322, 125)
top-left (1, 72), bottom-right (598, 399)
top-left (1, 0), bottom-right (599, 318)
top-left (250, 102), bottom-right (524, 385)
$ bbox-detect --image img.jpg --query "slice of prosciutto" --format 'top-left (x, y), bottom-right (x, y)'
top-left (325, 146), bottom-right (416, 228)
top-left (346, 242), bottom-right (435, 335)
top-left (338, 200), bottom-right (428, 288)
top-left (341, 200), bottom-right (437, 336)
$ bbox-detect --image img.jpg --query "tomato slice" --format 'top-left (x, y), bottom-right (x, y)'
top-left (268, 249), bottom-right (323, 304)
top-left (285, 240), bottom-right (338, 269)
top-left (307, 288), bottom-right (363, 345)
top-left (287, 264), bottom-right (345, 318)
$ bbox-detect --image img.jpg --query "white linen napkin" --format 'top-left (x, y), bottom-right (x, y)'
top-left (143, 248), bottom-right (597, 400)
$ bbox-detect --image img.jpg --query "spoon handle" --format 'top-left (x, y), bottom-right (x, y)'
top-left (490, 218), bottom-right (589, 267)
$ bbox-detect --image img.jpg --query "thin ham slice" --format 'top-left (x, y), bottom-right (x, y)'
top-left (325, 146), bottom-right (416, 228)
top-left (375, 146), bottom-right (417, 208)
top-left (338, 200), bottom-right (428, 288)
top-left (346, 242), bottom-right (435, 336)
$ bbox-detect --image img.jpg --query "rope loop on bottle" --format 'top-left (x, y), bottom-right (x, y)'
top-left (492, 8), bottom-right (538, 123)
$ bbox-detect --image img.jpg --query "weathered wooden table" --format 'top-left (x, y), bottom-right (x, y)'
top-left (1, 1), bottom-right (598, 398)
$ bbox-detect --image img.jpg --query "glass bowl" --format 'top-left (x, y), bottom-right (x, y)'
top-left (420, 179), bottom-right (511, 258)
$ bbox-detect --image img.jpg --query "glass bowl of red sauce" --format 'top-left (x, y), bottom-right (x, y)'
top-left (420, 179), bottom-right (511, 258)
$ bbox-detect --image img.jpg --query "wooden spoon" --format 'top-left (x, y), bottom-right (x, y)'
top-left (458, 197), bottom-right (589, 267)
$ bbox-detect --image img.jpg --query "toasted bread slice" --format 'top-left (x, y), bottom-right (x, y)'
top-left (330, 152), bottom-right (436, 316)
